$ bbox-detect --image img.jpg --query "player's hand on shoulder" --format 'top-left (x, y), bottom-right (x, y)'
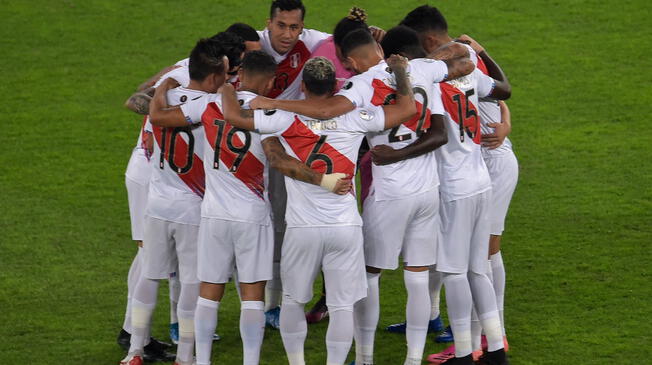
top-left (218, 82), bottom-right (235, 94)
top-left (456, 34), bottom-right (485, 54)
top-left (369, 26), bottom-right (386, 42)
top-left (250, 96), bottom-right (276, 110)
top-left (386, 54), bottom-right (408, 73)
top-left (158, 77), bottom-right (180, 91)
top-left (370, 144), bottom-right (400, 166)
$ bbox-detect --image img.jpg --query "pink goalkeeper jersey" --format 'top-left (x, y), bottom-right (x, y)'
top-left (336, 58), bottom-right (449, 201)
top-left (253, 106), bottom-right (386, 227)
top-left (180, 91), bottom-right (271, 225)
top-left (435, 68), bottom-right (496, 202)
top-left (310, 36), bottom-right (354, 92)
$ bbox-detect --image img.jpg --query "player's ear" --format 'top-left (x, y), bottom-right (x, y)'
top-left (300, 80), bottom-right (306, 94)
top-left (266, 18), bottom-right (272, 29)
top-left (237, 68), bottom-right (245, 82)
top-left (347, 56), bottom-right (358, 74)
top-left (376, 42), bottom-right (385, 59)
top-left (264, 76), bottom-right (275, 95)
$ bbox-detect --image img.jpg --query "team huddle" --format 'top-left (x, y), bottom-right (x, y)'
top-left (118, 1), bottom-right (518, 365)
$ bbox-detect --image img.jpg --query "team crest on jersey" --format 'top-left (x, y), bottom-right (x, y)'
top-left (263, 109), bottom-right (277, 116)
top-left (359, 109), bottom-right (375, 121)
top-left (447, 74), bottom-right (473, 90)
top-left (306, 119), bottom-right (338, 131)
top-left (290, 53), bottom-right (301, 68)
top-left (180, 95), bottom-right (187, 103)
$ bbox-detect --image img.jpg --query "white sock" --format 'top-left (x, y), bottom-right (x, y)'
top-left (404, 270), bottom-right (430, 363)
top-left (471, 308), bottom-right (482, 352)
top-left (468, 271), bottom-right (503, 352)
top-left (326, 305), bottom-right (354, 365)
top-left (354, 272), bottom-right (379, 365)
top-left (128, 277), bottom-right (159, 355)
top-left (169, 273), bottom-right (180, 324)
top-left (176, 283), bottom-right (200, 363)
top-left (265, 262), bottom-right (283, 311)
top-left (442, 272), bottom-right (472, 358)
top-left (195, 297), bottom-right (219, 365)
top-left (428, 268), bottom-right (443, 320)
top-left (241, 301), bottom-right (265, 365)
top-left (123, 252), bottom-right (142, 333)
top-left (280, 295), bottom-right (306, 365)
top-left (490, 252), bottom-right (506, 336)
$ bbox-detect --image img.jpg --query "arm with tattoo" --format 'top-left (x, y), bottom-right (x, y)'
top-left (124, 88), bottom-right (154, 115)
top-left (220, 83), bottom-right (256, 131)
top-left (262, 137), bottom-right (352, 194)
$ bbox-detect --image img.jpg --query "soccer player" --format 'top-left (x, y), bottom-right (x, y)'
top-left (148, 50), bottom-right (352, 365)
top-left (120, 37), bottom-right (236, 365)
top-left (117, 116), bottom-right (177, 361)
top-left (458, 33), bottom-right (517, 355)
top-left (256, 0), bottom-right (332, 327)
top-left (220, 54), bottom-right (417, 365)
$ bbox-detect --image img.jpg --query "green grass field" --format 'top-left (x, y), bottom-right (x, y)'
top-left (1, 0), bottom-right (651, 364)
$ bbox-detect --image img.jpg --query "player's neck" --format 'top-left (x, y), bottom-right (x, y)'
top-left (432, 34), bottom-right (453, 50)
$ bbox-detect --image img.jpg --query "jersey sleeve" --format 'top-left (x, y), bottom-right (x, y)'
top-left (462, 43), bottom-right (478, 66)
top-left (475, 69), bottom-right (496, 98)
top-left (144, 118), bottom-right (153, 133)
top-left (254, 109), bottom-right (294, 135)
top-left (346, 105), bottom-right (386, 133)
top-left (154, 67), bottom-right (190, 88)
top-left (179, 96), bottom-right (209, 125)
top-left (301, 28), bottom-right (331, 51)
top-left (336, 75), bottom-right (373, 108)
top-left (429, 86), bottom-right (445, 116)
top-left (412, 58), bottom-right (449, 84)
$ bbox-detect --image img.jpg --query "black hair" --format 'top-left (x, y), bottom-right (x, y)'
top-left (333, 7), bottom-right (370, 47)
top-left (381, 25), bottom-right (427, 59)
top-left (209, 31), bottom-right (246, 71)
top-left (340, 28), bottom-right (376, 58)
top-left (400, 5), bottom-right (448, 34)
top-left (241, 50), bottom-right (277, 76)
top-left (302, 57), bottom-right (336, 96)
top-left (270, 0), bottom-right (305, 20)
top-left (225, 23), bottom-right (260, 42)
top-left (188, 38), bottom-right (227, 81)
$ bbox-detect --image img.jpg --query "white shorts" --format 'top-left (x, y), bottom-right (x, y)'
top-left (197, 218), bottom-right (273, 284)
top-left (484, 152), bottom-right (518, 235)
top-left (281, 226), bottom-right (367, 307)
top-left (125, 177), bottom-right (149, 241)
top-left (142, 216), bottom-right (198, 284)
top-left (363, 189), bottom-right (439, 270)
top-left (437, 191), bottom-right (492, 275)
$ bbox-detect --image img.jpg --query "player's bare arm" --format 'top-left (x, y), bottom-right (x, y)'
top-left (427, 42), bottom-right (475, 81)
top-left (220, 83), bottom-right (257, 131)
top-left (124, 90), bottom-right (153, 115)
top-left (371, 114), bottom-right (448, 165)
top-left (262, 137), bottom-right (352, 195)
top-left (148, 78), bottom-right (189, 128)
top-left (429, 41), bottom-right (469, 61)
top-left (482, 101), bottom-right (511, 149)
top-left (458, 34), bottom-right (511, 99)
top-left (380, 54), bottom-right (417, 129)
top-left (250, 94), bottom-right (355, 120)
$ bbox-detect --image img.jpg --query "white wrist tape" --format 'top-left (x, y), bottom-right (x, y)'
top-left (320, 173), bottom-right (346, 192)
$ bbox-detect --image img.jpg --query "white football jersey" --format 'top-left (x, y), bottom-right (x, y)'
top-left (180, 91), bottom-right (271, 225)
top-left (146, 87), bottom-right (207, 225)
top-left (154, 65), bottom-right (190, 89)
top-left (253, 106), bottom-right (386, 227)
top-left (435, 68), bottom-right (496, 202)
top-left (476, 58), bottom-right (513, 158)
top-left (336, 58), bottom-right (449, 201)
top-left (257, 28), bottom-right (330, 100)
top-left (125, 116), bottom-right (154, 185)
